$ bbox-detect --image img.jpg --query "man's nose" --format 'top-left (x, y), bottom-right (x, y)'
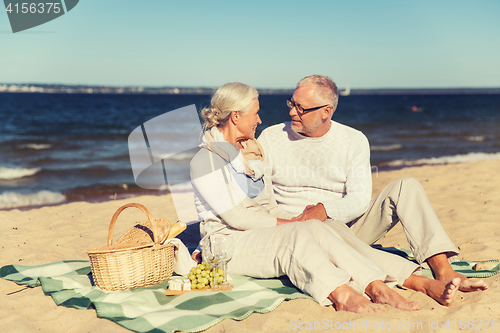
top-left (257, 114), bottom-right (262, 124)
top-left (289, 106), bottom-right (298, 117)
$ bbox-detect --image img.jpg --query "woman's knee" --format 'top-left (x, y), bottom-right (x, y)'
top-left (299, 219), bottom-right (338, 235)
top-left (297, 220), bottom-right (346, 244)
top-left (279, 221), bottom-right (320, 242)
top-left (302, 219), bottom-right (324, 228)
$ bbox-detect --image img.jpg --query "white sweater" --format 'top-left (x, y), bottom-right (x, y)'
top-left (258, 121), bottom-right (372, 223)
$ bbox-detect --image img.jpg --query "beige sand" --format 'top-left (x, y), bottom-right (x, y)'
top-left (1, 160), bottom-right (499, 332)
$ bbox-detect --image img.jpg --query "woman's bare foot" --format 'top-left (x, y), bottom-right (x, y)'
top-left (403, 275), bottom-right (460, 306)
top-left (328, 284), bottom-right (382, 313)
top-left (427, 254), bottom-right (488, 292)
top-left (365, 280), bottom-right (420, 311)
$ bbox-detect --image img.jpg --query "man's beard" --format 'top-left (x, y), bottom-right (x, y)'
top-left (291, 115), bottom-right (323, 136)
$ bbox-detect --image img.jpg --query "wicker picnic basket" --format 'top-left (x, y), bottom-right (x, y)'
top-left (87, 203), bottom-right (175, 291)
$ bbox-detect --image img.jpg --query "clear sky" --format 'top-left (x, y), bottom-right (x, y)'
top-left (1, 0), bottom-right (499, 89)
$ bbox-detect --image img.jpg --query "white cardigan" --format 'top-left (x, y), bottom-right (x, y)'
top-left (190, 137), bottom-right (292, 240)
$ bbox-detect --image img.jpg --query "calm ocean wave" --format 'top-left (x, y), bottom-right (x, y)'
top-left (371, 144), bottom-right (403, 151)
top-left (382, 152), bottom-right (500, 167)
top-left (0, 190), bottom-right (65, 209)
top-left (17, 143), bottom-right (53, 150)
top-left (1, 91), bottom-right (499, 209)
top-left (0, 166), bottom-right (42, 180)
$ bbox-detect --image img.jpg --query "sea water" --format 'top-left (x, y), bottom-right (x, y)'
top-left (1, 91), bottom-right (499, 209)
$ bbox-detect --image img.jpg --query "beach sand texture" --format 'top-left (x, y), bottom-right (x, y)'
top-left (1, 160), bottom-right (499, 333)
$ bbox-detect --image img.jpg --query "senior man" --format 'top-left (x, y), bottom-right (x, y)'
top-left (258, 74), bottom-right (487, 293)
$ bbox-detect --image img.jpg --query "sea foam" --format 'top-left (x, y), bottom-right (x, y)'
top-left (383, 152), bottom-right (500, 167)
top-left (371, 144), bottom-right (403, 151)
top-left (0, 190), bottom-right (66, 209)
top-left (168, 183), bottom-right (194, 192)
top-left (153, 152), bottom-right (196, 161)
top-left (0, 167), bottom-right (42, 180)
top-left (17, 143), bottom-right (53, 150)
top-left (466, 136), bottom-right (486, 142)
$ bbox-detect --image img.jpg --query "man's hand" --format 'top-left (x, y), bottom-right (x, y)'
top-left (303, 205), bottom-right (315, 212)
top-left (297, 203), bottom-right (328, 222)
top-left (277, 203), bottom-right (328, 224)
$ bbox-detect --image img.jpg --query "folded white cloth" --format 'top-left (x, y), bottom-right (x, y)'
top-left (163, 238), bottom-right (197, 276)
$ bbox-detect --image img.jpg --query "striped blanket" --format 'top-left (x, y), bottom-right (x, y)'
top-left (1, 252), bottom-right (498, 333)
top-left (0, 260), bottom-right (310, 333)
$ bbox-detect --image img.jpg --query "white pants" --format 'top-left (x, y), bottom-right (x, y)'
top-left (347, 177), bottom-right (459, 264)
top-left (227, 220), bottom-right (418, 306)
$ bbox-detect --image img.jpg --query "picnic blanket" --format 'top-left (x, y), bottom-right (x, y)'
top-left (1, 252), bottom-right (499, 333)
top-left (375, 246), bottom-right (500, 279)
top-left (0, 260), bottom-right (311, 333)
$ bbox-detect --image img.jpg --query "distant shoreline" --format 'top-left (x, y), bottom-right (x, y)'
top-left (1, 84), bottom-right (500, 95)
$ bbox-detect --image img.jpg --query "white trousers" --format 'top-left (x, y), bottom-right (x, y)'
top-left (227, 220), bottom-right (418, 306)
top-left (347, 177), bottom-right (459, 264)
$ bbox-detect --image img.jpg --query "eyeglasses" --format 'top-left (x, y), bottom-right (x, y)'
top-left (286, 99), bottom-right (329, 115)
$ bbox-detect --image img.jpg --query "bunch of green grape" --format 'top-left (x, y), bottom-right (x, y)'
top-left (188, 262), bottom-right (225, 289)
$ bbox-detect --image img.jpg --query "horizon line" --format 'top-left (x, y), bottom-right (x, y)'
top-left (2, 82), bottom-right (500, 89)
top-left (1, 83), bottom-right (500, 95)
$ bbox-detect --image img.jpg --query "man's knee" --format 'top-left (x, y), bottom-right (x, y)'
top-left (386, 176), bottom-right (422, 192)
top-left (398, 176), bottom-right (425, 192)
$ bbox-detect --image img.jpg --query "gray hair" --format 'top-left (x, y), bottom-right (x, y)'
top-left (201, 82), bottom-right (259, 130)
top-left (297, 75), bottom-right (339, 111)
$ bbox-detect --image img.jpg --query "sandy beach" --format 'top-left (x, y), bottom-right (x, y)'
top-left (1, 159), bottom-right (499, 333)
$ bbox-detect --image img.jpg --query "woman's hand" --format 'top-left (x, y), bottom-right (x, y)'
top-left (277, 213), bottom-right (307, 224)
top-left (277, 218), bottom-right (294, 225)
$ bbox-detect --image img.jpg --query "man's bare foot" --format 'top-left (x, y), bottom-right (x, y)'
top-left (427, 254), bottom-right (488, 292)
top-left (404, 275), bottom-right (460, 306)
top-left (328, 284), bottom-right (382, 313)
top-left (365, 280), bottom-right (420, 311)
top-left (435, 270), bottom-right (488, 292)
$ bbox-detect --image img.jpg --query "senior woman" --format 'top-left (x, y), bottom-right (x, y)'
top-left (190, 82), bottom-right (459, 312)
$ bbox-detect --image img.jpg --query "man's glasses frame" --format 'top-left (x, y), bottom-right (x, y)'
top-left (286, 99), bottom-right (330, 115)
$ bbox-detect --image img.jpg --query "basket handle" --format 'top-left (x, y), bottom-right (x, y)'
top-left (107, 203), bottom-right (160, 246)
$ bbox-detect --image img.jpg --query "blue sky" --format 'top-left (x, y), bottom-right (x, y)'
top-left (1, 0), bottom-right (499, 89)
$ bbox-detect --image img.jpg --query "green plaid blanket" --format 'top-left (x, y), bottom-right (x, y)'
top-left (375, 246), bottom-right (500, 279)
top-left (0, 260), bottom-right (311, 333)
top-left (1, 253), bottom-right (498, 333)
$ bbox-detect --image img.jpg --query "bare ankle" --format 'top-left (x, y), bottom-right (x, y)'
top-left (328, 284), bottom-right (352, 305)
top-left (426, 253), bottom-right (454, 278)
top-left (328, 284), bottom-right (379, 313)
top-left (403, 274), bottom-right (427, 294)
top-left (364, 280), bottom-right (419, 311)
